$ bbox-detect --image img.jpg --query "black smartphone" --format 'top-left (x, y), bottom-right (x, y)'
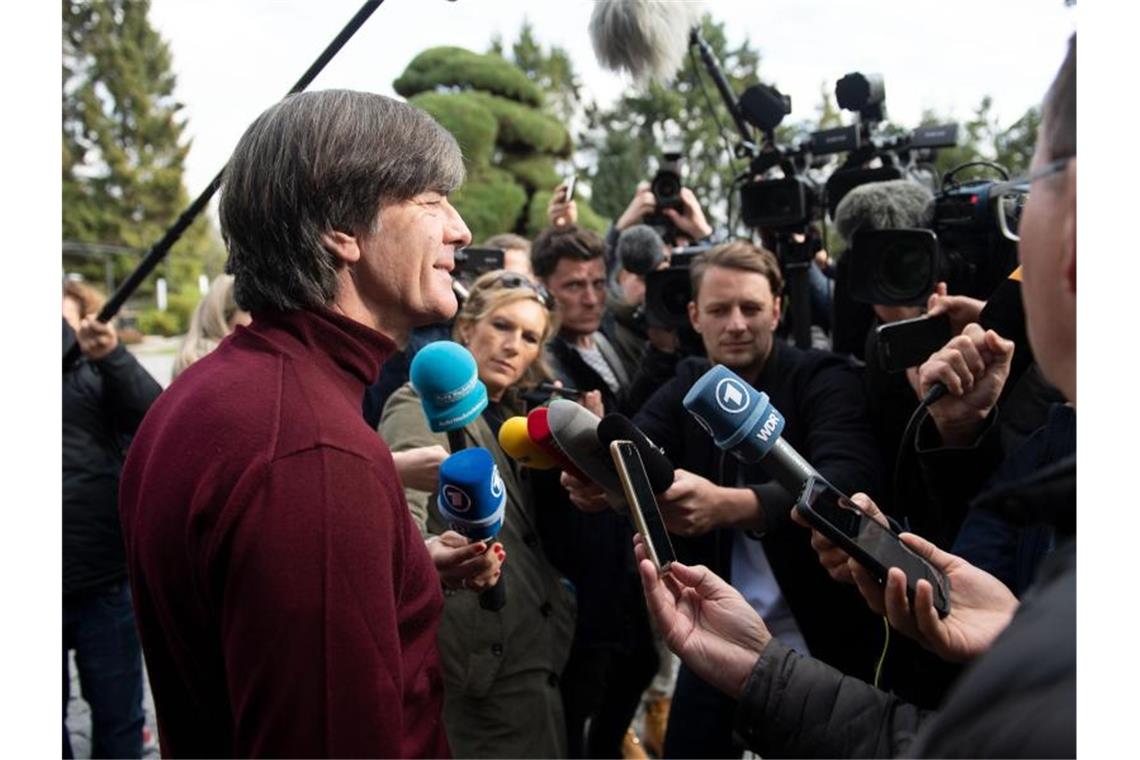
top-left (875, 312), bottom-right (953, 373)
top-left (795, 477), bottom-right (951, 618)
top-left (610, 440), bottom-right (676, 574)
top-left (455, 246), bottom-right (506, 278)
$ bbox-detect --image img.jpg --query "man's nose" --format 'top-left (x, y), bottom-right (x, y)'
top-left (445, 200), bottom-right (472, 248)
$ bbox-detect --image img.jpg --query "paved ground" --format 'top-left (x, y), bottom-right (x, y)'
top-left (127, 334), bottom-right (180, 389)
top-left (64, 336), bottom-right (178, 757)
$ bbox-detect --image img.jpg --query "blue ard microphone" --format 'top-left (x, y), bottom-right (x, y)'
top-left (410, 341), bottom-right (488, 453)
top-left (438, 447), bottom-right (507, 611)
top-left (681, 364), bottom-right (820, 497)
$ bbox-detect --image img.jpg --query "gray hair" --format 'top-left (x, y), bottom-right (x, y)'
top-left (833, 179), bottom-right (935, 245)
top-left (220, 89), bottom-right (465, 312)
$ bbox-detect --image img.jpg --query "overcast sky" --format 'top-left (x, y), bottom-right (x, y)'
top-left (148, 0), bottom-right (1076, 200)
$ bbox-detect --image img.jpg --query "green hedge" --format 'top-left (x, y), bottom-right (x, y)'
top-left (451, 166), bottom-right (529, 243)
top-left (468, 92), bottom-right (571, 157)
top-left (394, 47), bottom-right (543, 107)
top-left (136, 308), bottom-right (182, 337)
top-left (409, 91), bottom-right (498, 168)
top-left (500, 153), bottom-right (560, 192)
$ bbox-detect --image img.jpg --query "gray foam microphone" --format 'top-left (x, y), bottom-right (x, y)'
top-left (547, 399), bottom-right (627, 511)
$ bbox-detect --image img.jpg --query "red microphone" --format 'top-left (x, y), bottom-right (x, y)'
top-left (526, 407), bottom-right (590, 483)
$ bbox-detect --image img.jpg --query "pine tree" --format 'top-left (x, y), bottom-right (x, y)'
top-left (63, 0), bottom-right (222, 330)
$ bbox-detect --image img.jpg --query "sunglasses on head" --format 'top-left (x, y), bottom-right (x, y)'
top-left (487, 271), bottom-right (555, 310)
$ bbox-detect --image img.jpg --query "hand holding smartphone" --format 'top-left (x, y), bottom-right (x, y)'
top-left (562, 175), bottom-right (576, 203)
top-left (795, 477), bottom-right (950, 617)
top-left (610, 440), bottom-right (676, 574)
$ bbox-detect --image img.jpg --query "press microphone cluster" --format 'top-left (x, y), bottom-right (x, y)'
top-left (410, 341), bottom-right (505, 610)
top-left (498, 402), bottom-right (676, 510)
top-left (682, 365), bottom-right (820, 497)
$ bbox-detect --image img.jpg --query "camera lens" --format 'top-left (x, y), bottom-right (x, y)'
top-left (653, 174), bottom-right (680, 201)
top-left (874, 239), bottom-right (933, 302)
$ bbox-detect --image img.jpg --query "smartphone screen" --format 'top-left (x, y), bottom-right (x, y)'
top-left (610, 440), bottom-right (676, 573)
top-left (798, 479), bottom-right (950, 617)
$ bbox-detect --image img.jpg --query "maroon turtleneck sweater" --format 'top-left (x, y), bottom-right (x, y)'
top-left (119, 308), bottom-right (449, 758)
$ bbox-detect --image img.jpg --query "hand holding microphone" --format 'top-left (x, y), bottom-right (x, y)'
top-left (426, 531), bottom-right (503, 593)
top-left (914, 324), bottom-right (1015, 447)
top-left (437, 447), bottom-right (509, 610)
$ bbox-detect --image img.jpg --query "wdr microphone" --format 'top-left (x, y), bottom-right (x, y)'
top-left (682, 365), bottom-right (820, 497)
top-left (596, 413), bottom-right (675, 493)
top-left (547, 399), bottom-right (626, 510)
top-left (438, 447), bottom-right (507, 611)
top-left (498, 416), bottom-right (557, 470)
top-left (410, 341), bottom-right (488, 452)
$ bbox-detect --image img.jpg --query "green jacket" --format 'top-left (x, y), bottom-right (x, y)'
top-left (379, 383), bottom-right (577, 758)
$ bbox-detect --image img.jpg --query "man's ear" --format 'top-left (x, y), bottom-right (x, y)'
top-left (321, 230), bottom-right (361, 266)
top-left (687, 300), bottom-right (700, 332)
top-left (1062, 158), bottom-right (1077, 295)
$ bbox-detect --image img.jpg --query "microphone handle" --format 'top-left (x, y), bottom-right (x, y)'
top-left (762, 437), bottom-right (821, 498)
top-left (479, 570), bottom-right (507, 611)
top-left (447, 428), bottom-right (466, 453)
top-left (922, 383), bottom-right (948, 407)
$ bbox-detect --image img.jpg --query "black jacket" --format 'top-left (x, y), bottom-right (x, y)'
top-left (63, 321), bottom-right (162, 596)
top-left (732, 456), bottom-right (1076, 758)
top-left (633, 342), bottom-right (886, 680)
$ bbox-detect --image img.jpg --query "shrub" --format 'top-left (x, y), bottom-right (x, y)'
top-left (409, 92), bottom-right (498, 168)
top-left (394, 47), bottom-right (542, 107)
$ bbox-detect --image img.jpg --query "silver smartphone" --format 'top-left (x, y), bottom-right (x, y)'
top-left (563, 175), bottom-right (576, 202)
top-left (610, 440), bottom-right (676, 574)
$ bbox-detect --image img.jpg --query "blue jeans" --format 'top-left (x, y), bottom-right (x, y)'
top-left (63, 580), bottom-right (145, 759)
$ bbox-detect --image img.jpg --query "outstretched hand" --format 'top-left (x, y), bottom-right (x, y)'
top-left (849, 531), bottom-right (1019, 663)
top-left (635, 536), bottom-right (770, 698)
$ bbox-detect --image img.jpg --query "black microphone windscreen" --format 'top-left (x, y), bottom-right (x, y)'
top-left (597, 414), bottom-right (675, 493)
top-left (617, 224), bottom-right (667, 275)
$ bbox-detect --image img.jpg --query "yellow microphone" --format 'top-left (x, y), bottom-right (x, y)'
top-left (498, 416), bottom-right (558, 470)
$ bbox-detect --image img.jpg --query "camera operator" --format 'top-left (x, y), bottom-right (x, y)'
top-left (634, 35), bottom-right (1075, 757)
top-left (564, 240), bottom-right (885, 758)
top-left (831, 180), bottom-right (954, 514)
top-left (605, 180), bottom-right (715, 278)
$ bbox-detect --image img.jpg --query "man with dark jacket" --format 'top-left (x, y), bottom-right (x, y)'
top-left (627, 241), bottom-right (885, 757)
top-left (530, 223), bottom-right (659, 757)
top-left (634, 33), bottom-right (1076, 758)
top-left (63, 281), bottom-right (162, 759)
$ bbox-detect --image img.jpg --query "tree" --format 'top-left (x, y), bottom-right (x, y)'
top-left (63, 0), bottom-right (223, 330)
top-left (395, 41), bottom-right (606, 242)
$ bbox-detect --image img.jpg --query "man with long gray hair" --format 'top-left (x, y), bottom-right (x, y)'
top-left (119, 90), bottom-right (481, 757)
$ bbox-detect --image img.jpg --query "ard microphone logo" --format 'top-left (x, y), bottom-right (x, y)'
top-left (442, 484), bottom-right (472, 514)
top-left (715, 378), bottom-right (750, 415)
top-left (490, 466), bottom-right (504, 500)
